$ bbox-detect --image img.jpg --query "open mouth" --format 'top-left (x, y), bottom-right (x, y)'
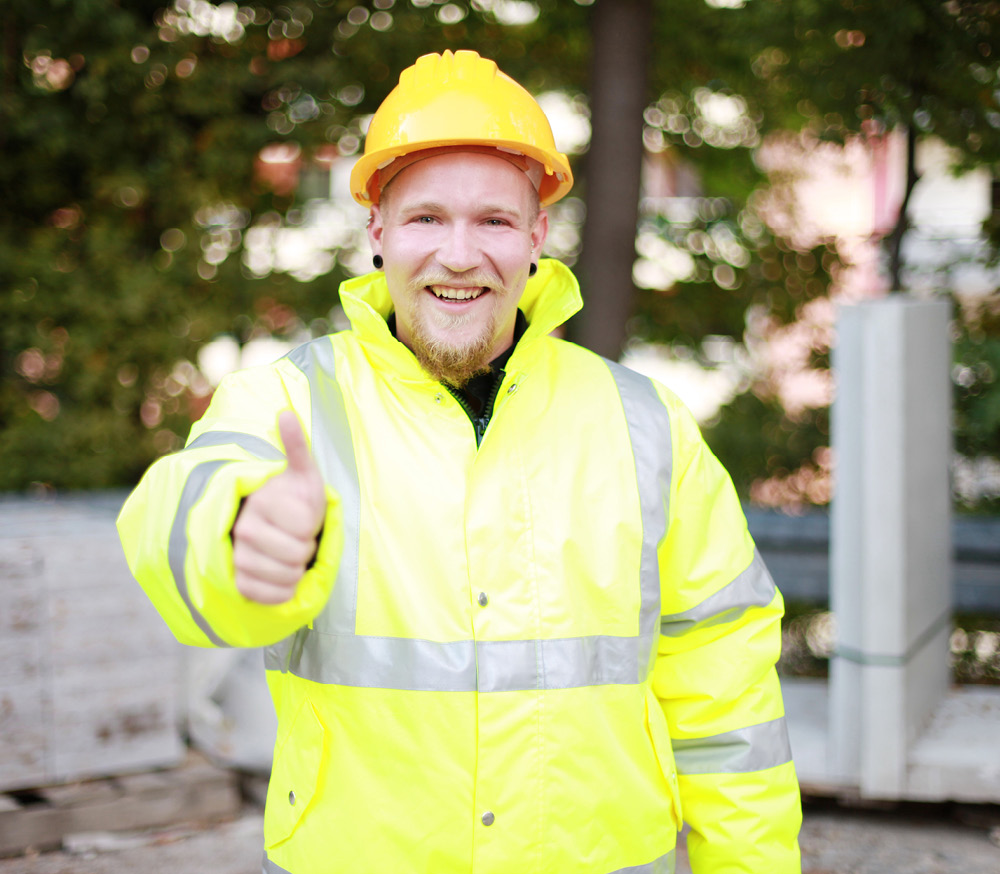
top-left (427, 285), bottom-right (489, 302)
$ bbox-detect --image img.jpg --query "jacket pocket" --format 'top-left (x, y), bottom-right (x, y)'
top-left (264, 697), bottom-right (328, 849)
top-left (644, 686), bottom-right (684, 830)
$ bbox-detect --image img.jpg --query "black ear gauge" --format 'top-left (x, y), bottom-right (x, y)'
top-left (372, 254), bottom-right (384, 269)
top-left (529, 263), bottom-right (537, 277)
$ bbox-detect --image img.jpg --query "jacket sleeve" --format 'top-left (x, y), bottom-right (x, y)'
top-left (650, 390), bottom-right (802, 873)
top-left (116, 358), bottom-right (343, 649)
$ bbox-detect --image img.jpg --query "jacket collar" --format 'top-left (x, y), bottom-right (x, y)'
top-left (337, 259), bottom-right (583, 381)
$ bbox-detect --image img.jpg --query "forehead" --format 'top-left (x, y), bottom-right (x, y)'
top-left (382, 151), bottom-right (537, 213)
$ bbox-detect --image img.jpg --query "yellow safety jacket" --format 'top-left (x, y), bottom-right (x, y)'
top-left (118, 259), bottom-right (801, 874)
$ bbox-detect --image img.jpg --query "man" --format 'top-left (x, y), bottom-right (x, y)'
top-left (118, 50), bottom-right (802, 874)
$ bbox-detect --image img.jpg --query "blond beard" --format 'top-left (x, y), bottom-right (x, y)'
top-left (403, 270), bottom-right (509, 388)
top-left (409, 316), bottom-right (497, 388)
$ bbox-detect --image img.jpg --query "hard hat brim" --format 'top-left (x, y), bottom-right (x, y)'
top-left (351, 139), bottom-right (573, 209)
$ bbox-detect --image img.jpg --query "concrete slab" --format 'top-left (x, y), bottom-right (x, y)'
top-left (908, 686), bottom-right (1000, 802)
top-left (782, 677), bottom-right (846, 793)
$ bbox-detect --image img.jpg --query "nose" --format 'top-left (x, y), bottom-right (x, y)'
top-left (435, 222), bottom-right (483, 274)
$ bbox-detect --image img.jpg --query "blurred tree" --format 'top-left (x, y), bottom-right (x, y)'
top-left (5, 0), bottom-right (998, 510)
top-left (627, 0), bottom-right (1000, 510)
top-left (0, 0), bottom-right (594, 489)
top-left (953, 290), bottom-right (1000, 513)
top-left (740, 0), bottom-right (1000, 289)
top-left (570, 0), bottom-right (652, 358)
top-left (739, 0), bottom-right (1000, 511)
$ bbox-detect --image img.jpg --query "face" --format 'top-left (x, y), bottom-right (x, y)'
top-left (367, 151), bottom-right (548, 387)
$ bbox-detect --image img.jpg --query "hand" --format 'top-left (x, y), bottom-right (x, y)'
top-left (232, 411), bottom-right (327, 604)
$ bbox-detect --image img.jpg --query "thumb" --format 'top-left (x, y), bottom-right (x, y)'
top-left (278, 410), bottom-right (318, 478)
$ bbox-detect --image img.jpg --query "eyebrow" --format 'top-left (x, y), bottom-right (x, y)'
top-left (396, 201), bottom-right (525, 222)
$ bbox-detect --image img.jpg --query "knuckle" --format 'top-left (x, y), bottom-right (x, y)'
top-left (233, 511), bottom-right (263, 543)
top-left (290, 541), bottom-right (315, 567)
top-left (236, 574), bottom-right (295, 605)
top-left (232, 551), bottom-right (256, 575)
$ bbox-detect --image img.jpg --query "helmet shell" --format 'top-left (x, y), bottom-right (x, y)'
top-left (350, 50), bottom-right (573, 208)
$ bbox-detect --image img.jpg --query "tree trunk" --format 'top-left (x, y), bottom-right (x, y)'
top-left (568, 0), bottom-right (653, 358)
top-left (886, 125), bottom-right (920, 292)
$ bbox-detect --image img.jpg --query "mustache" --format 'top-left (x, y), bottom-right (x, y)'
top-left (413, 269), bottom-right (505, 291)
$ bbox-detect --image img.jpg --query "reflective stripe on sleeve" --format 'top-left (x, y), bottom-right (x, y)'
top-left (168, 459), bottom-right (233, 648)
top-left (659, 549), bottom-right (776, 638)
top-left (168, 428), bottom-right (290, 647)
top-left (185, 430), bottom-right (285, 460)
top-left (671, 715), bottom-right (793, 775)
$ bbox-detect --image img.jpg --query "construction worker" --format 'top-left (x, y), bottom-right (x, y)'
top-left (118, 50), bottom-right (802, 874)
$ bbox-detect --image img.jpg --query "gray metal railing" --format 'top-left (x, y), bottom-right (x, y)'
top-left (747, 508), bottom-right (1000, 614)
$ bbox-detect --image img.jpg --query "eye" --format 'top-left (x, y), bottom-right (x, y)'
top-left (485, 218), bottom-right (509, 227)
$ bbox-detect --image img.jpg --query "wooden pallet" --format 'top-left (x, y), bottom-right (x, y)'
top-left (0, 752), bottom-right (242, 858)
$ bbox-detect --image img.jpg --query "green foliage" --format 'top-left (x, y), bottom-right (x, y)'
top-left (5, 0), bottom-right (1000, 508)
top-left (740, 0), bottom-right (1000, 163)
top-left (1, 0), bottom-right (594, 489)
top-left (953, 296), bottom-right (1000, 513)
top-left (631, 0), bottom-right (1000, 510)
top-left (955, 310), bottom-right (1000, 458)
top-left (634, 209), bottom-right (838, 346)
top-left (702, 390), bottom-right (830, 508)
top-left (950, 612), bottom-right (1000, 683)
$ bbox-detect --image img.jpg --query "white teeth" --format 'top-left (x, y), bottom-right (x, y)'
top-left (428, 285), bottom-right (486, 301)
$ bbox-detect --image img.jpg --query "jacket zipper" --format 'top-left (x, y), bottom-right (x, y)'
top-left (445, 370), bottom-right (506, 448)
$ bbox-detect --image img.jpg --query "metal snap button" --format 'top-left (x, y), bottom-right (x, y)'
top-left (477, 592), bottom-right (488, 607)
top-left (481, 811), bottom-right (495, 826)
top-left (288, 790), bottom-right (296, 806)
top-left (506, 383), bottom-right (517, 394)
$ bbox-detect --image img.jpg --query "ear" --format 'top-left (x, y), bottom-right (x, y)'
top-left (530, 209), bottom-right (549, 256)
top-left (367, 205), bottom-right (384, 255)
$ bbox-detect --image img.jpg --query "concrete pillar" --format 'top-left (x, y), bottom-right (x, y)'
top-left (829, 296), bottom-right (952, 798)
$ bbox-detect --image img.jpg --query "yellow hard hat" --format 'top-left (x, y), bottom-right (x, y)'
top-left (350, 50), bottom-right (573, 208)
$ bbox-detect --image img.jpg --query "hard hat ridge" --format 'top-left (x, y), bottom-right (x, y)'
top-left (350, 50), bottom-right (573, 208)
top-left (404, 49), bottom-right (500, 90)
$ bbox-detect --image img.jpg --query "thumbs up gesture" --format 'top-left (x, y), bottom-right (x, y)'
top-left (233, 411), bottom-right (327, 604)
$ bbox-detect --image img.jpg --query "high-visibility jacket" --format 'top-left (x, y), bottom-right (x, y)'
top-left (118, 259), bottom-right (802, 874)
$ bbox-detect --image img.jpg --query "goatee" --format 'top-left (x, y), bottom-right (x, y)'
top-left (405, 269), bottom-right (507, 388)
top-left (410, 328), bottom-right (494, 388)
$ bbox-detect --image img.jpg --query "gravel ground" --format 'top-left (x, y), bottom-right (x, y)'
top-left (790, 800), bottom-right (1000, 874)
top-left (1, 800), bottom-right (998, 873)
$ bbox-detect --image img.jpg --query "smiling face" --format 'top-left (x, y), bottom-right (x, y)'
top-left (367, 150), bottom-right (548, 387)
